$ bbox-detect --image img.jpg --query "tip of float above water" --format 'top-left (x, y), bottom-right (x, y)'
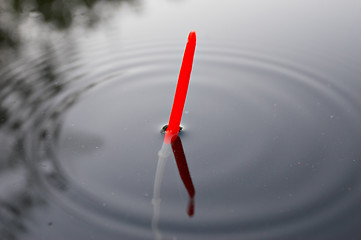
top-left (188, 31), bottom-right (196, 42)
top-left (165, 30), bottom-right (195, 143)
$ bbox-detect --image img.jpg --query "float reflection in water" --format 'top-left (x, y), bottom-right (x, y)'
top-left (152, 135), bottom-right (195, 240)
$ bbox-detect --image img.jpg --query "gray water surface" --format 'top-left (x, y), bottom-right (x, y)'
top-left (1, 1), bottom-right (361, 239)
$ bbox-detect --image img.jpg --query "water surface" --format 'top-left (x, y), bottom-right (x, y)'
top-left (1, 1), bottom-right (361, 239)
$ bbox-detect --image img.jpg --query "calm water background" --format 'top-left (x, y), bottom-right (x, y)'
top-left (1, 1), bottom-right (361, 239)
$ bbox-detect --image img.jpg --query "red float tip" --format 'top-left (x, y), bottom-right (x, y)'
top-left (164, 31), bottom-right (196, 143)
top-left (188, 31), bottom-right (196, 41)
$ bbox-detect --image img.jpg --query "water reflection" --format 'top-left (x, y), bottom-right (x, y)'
top-left (0, 34), bottom-right (106, 240)
top-left (0, 0), bottom-right (140, 64)
top-left (0, 47), bottom-right (101, 239)
top-left (0, 42), bottom-right (58, 239)
top-left (152, 135), bottom-right (196, 240)
top-left (171, 136), bottom-right (195, 217)
top-left (1, 2), bottom-right (141, 237)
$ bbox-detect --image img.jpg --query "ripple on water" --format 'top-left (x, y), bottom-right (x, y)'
top-left (2, 40), bottom-right (359, 239)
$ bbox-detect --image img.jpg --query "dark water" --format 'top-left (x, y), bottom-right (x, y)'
top-left (1, 1), bottom-right (361, 240)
